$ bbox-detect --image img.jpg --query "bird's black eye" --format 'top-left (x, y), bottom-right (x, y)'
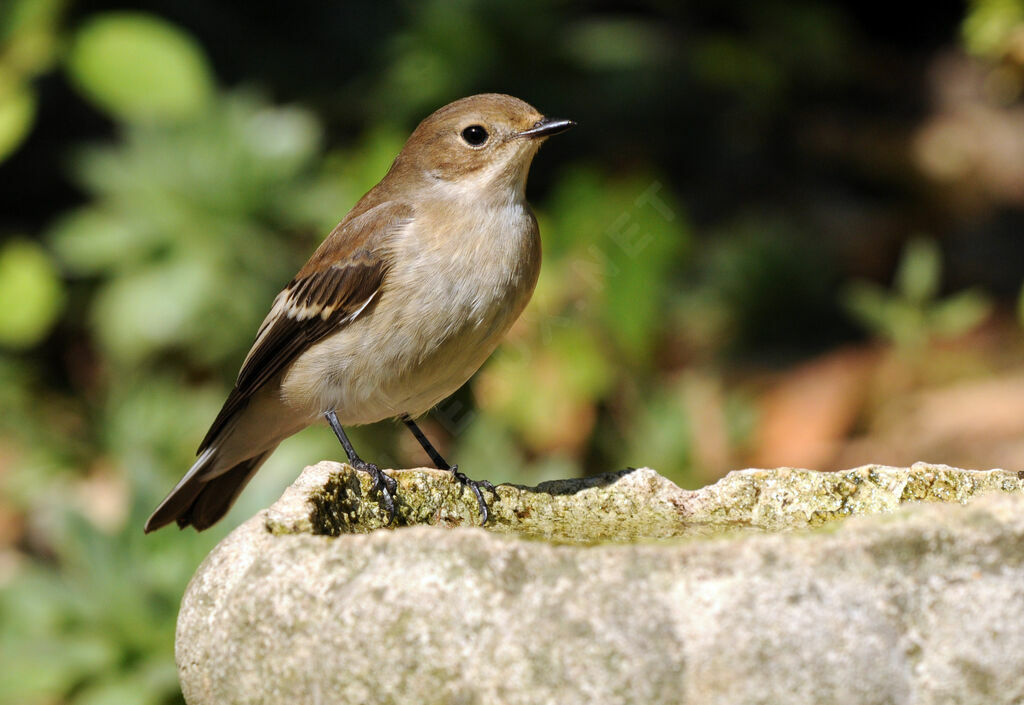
top-left (461, 125), bottom-right (489, 146)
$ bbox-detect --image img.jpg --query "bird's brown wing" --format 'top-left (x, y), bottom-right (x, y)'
top-left (198, 201), bottom-right (412, 450)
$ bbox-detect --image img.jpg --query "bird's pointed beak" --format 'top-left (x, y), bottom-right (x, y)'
top-left (517, 116), bottom-right (576, 139)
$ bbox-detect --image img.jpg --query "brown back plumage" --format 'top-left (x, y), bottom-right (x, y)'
top-left (198, 203), bottom-right (410, 450)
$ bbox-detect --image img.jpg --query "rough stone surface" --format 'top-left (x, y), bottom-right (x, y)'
top-left (178, 462), bottom-right (1024, 705)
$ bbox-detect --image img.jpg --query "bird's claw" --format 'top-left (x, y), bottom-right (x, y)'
top-left (449, 465), bottom-right (497, 524)
top-left (352, 460), bottom-right (397, 524)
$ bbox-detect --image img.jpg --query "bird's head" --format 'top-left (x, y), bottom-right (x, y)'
top-left (391, 93), bottom-right (575, 200)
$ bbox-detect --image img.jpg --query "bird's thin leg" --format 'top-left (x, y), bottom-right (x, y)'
top-left (400, 414), bottom-right (496, 524)
top-left (325, 410), bottom-right (396, 523)
top-left (401, 414), bottom-right (450, 468)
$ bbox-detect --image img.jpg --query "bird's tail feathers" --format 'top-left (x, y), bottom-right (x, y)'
top-left (146, 383), bottom-right (303, 533)
top-left (144, 444), bottom-right (275, 533)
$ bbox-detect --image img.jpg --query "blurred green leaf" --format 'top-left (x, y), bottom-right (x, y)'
top-left (844, 281), bottom-right (899, 338)
top-left (375, 0), bottom-right (495, 119)
top-left (49, 209), bottom-right (149, 274)
top-left (0, 78), bottom-right (35, 162)
top-left (0, 634), bottom-right (119, 704)
top-left (0, 239), bottom-right (64, 348)
top-left (844, 237), bottom-right (992, 348)
top-left (103, 374), bottom-right (225, 465)
top-left (67, 12), bottom-right (214, 122)
top-left (91, 258), bottom-right (215, 363)
top-left (962, 0), bottom-right (1024, 57)
top-left (333, 127), bottom-right (407, 200)
top-left (546, 168), bottom-right (690, 362)
top-left (477, 321), bottom-right (612, 452)
top-left (895, 237), bottom-right (940, 305)
top-left (564, 19), bottom-right (673, 69)
top-left (73, 657), bottom-right (179, 705)
top-left (0, 0), bottom-right (65, 75)
top-left (620, 378), bottom-right (694, 482)
top-left (0, 501), bottom-right (212, 705)
top-left (0, 567), bottom-right (121, 704)
top-left (47, 91), bottom-right (338, 366)
top-left (929, 290), bottom-right (992, 338)
top-left (442, 413), bottom-right (523, 483)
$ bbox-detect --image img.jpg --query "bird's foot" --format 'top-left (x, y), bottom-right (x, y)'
top-left (350, 459), bottom-right (397, 524)
top-left (448, 465), bottom-right (497, 524)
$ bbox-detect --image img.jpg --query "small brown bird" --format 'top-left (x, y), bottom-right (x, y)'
top-left (145, 93), bottom-right (574, 532)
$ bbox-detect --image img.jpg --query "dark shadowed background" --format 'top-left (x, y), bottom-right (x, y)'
top-left (1, 1), bottom-right (1023, 702)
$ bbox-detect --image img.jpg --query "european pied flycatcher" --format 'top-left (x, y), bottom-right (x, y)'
top-left (145, 94), bottom-right (574, 532)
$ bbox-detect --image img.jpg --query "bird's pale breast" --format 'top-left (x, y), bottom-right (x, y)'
top-left (280, 197), bottom-right (541, 425)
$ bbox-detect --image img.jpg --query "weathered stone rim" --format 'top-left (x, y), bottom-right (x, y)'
top-left (262, 461), bottom-right (1024, 545)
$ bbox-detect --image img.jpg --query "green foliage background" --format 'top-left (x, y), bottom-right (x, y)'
top-left (1, 1), bottom-right (1022, 703)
